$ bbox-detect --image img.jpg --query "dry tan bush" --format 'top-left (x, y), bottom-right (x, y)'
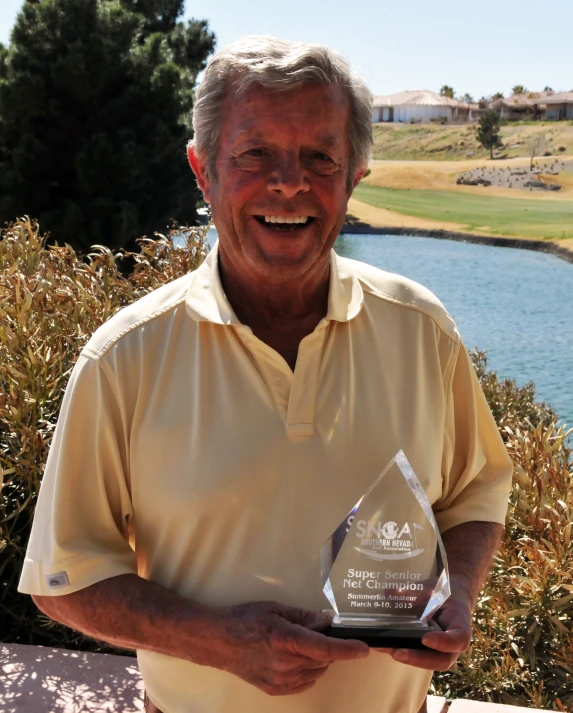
top-left (432, 353), bottom-right (573, 711)
top-left (0, 217), bottom-right (208, 648)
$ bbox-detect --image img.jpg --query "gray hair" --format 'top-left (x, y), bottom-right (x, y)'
top-left (192, 36), bottom-right (373, 185)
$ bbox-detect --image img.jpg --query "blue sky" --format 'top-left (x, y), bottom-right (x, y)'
top-left (1, 0), bottom-right (572, 99)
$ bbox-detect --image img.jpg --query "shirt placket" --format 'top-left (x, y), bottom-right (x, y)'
top-left (285, 320), bottom-right (329, 437)
top-left (234, 321), bottom-right (329, 437)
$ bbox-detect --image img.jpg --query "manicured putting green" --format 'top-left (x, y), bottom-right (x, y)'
top-left (353, 184), bottom-right (573, 240)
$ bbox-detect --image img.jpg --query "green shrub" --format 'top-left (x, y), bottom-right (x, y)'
top-left (0, 217), bottom-right (208, 651)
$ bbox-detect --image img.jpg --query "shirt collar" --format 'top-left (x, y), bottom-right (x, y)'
top-left (185, 241), bottom-right (364, 325)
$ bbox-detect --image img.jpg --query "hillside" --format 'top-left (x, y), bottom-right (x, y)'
top-left (373, 121), bottom-right (573, 161)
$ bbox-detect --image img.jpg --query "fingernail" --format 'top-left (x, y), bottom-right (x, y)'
top-left (393, 649), bottom-right (410, 663)
top-left (357, 647), bottom-right (370, 658)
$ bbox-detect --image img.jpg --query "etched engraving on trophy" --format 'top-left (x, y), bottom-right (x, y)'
top-left (321, 450), bottom-right (450, 642)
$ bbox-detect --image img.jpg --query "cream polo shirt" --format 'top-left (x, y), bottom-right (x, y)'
top-left (20, 244), bottom-right (513, 713)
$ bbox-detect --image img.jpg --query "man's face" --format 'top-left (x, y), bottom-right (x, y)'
top-left (189, 83), bottom-right (361, 282)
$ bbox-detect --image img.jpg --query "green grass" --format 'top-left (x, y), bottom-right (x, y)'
top-left (353, 184), bottom-right (573, 239)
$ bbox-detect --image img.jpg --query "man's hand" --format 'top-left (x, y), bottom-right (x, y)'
top-left (216, 601), bottom-right (370, 696)
top-left (32, 577), bottom-right (369, 697)
top-left (374, 521), bottom-right (504, 672)
top-left (376, 594), bottom-right (472, 671)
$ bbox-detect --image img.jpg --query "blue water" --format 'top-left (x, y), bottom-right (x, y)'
top-left (335, 233), bottom-right (573, 427)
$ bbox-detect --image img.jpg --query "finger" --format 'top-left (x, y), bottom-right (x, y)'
top-left (270, 681), bottom-right (316, 696)
top-left (268, 661), bottom-right (330, 688)
top-left (391, 648), bottom-right (459, 672)
top-left (290, 681), bottom-right (318, 695)
top-left (306, 612), bottom-right (333, 632)
top-left (422, 626), bottom-right (471, 654)
top-left (276, 624), bottom-right (369, 662)
top-left (278, 604), bottom-right (332, 630)
top-left (271, 656), bottom-right (330, 674)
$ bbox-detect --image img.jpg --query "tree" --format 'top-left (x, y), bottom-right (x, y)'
top-left (527, 134), bottom-right (548, 170)
top-left (476, 110), bottom-right (502, 160)
top-left (440, 85), bottom-right (454, 99)
top-left (492, 92), bottom-right (504, 101)
top-left (543, 85), bottom-right (553, 93)
top-left (462, 92), bottom-right (474, 104)
top-left (120, 0), bottom-right (185, 33)
top-left (0, 0), bottom-right (215, 253)
top-left (511, 85), bottom-right (527, 95)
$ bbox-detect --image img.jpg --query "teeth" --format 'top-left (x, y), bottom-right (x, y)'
top-left (263, 216), bottom-right (309, 224)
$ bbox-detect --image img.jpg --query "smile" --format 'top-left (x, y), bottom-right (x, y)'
top-left (254, 215), bottom-right (314, 230)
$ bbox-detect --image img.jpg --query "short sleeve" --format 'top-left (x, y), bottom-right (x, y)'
top-left (434, 341), bottom-right (513, 532)
top-left (18, 353), bottom-right (137, 596)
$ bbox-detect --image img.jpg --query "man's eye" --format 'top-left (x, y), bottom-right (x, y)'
top-left (313, 152), bottom-right (333, 162)
top-left (245, 148), bottom-right (268, 157)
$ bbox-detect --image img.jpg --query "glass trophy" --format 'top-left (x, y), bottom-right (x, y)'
top-left (321, 450), bottom-right (450, 648)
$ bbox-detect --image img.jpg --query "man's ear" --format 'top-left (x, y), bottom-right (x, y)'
top-left (187, 141), bottom-right (211, 202)
top-left (351, 166), bottom-right (367, 190)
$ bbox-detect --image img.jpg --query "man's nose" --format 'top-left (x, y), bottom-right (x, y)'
top-left (267, 154), bottom-right (310, 197)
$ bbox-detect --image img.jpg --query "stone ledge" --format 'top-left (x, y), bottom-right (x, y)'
top-left (428, 695), bottom-right (449, 713)
top-left (0, 643), bottom-right (143, 712)
top-left (449, 701), bottom-right (548, 713)
top-left (0, 643), bottom-right (548, 713)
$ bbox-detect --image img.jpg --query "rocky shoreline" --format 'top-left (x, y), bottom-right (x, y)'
top-left (341, 223), bottom-right (573, 265)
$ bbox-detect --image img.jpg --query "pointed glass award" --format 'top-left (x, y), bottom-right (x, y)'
top-left (321, 450), bottom-right (450, 648)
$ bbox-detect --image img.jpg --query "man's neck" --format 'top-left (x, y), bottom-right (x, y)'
top-left (218, 251), bottom-right (331, 370)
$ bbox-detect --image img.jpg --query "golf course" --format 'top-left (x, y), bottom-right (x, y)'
top-left (349, 123), bottom-right (573, 254)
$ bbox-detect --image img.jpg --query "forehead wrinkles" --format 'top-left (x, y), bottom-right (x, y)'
top-left (220, 84), bottom-right (351, 149)
top-left (230, 128), bottom-right (346, 152)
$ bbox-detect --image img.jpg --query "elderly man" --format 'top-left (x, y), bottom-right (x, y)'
top-left (20, 37), bottom-right (512, 713)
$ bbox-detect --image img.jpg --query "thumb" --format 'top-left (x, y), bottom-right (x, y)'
top-left (277, 603), bottom-right (333, 631)
top-left (304, 610), bottom-right (333, 632)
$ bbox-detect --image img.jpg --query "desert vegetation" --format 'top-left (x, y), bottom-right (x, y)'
top-left (0, 217), bottom-right (208, 650)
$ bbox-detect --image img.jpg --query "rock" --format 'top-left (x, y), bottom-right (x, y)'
top-left (456, 176), bottom-right (492, 186)
top-left (523, 180), bottom-right (561, 191)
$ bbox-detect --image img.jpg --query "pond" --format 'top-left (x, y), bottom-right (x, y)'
top-left (335, 233), bottom-right (573, 427)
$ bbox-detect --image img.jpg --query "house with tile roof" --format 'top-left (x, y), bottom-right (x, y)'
top-left (489, 90), bottom-right (573, 121)
top-left (543, 92), bottom-right (573, 121)
top-left (372, 90), bottom-right (476, 124)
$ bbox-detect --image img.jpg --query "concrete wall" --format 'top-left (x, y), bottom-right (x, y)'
top-left (545, 103), bottom-right (573, 120)
top-left (372, 107), bottom-right (392, 122)
top-left (373, 104), bottom-right (453, 123)
top-left (394, 104), bottom-right (452, 123)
